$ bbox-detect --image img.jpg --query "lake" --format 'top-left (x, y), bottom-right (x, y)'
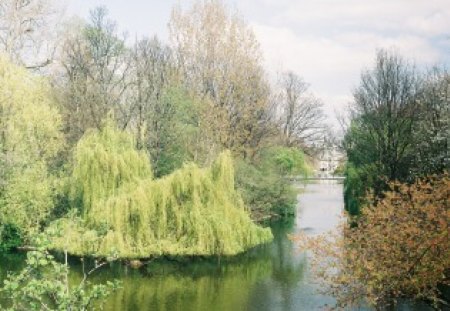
top-left (0, 181), bottom-right (435, 310)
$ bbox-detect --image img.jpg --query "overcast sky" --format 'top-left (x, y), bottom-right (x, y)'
top-left (66, 0), bottom-right (450, 126)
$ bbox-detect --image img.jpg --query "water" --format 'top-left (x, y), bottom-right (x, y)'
top-left (0, 181), bottom-right (435, 310)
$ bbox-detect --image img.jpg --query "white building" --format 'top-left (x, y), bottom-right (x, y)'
top-left (316, 139), bottom-right (345, 178)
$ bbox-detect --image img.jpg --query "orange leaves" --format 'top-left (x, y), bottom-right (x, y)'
top-left (294, 173), bottom-right (450, 309)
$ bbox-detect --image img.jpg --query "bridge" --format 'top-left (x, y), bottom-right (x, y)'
top-left (288, 175), bottom-right (345, 181)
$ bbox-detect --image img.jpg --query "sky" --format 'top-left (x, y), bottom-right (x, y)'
top-left (65, 0), bottom-right (450, 127)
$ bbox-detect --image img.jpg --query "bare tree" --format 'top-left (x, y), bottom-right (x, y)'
top-left (58, 7), bottom-right (131, 144)
top-left (0, 0), bottom-right (61, 69)
top-left (277, 71), bottom-right (325, 147)
top-left (169, 0), bottom-right (272, 158)
top-left (129, 37), bottom-right (176, 156)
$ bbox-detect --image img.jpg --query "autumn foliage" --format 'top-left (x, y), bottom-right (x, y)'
top-left (294, 174), bottom-right (450, 309)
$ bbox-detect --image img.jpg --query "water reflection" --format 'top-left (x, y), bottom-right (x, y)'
top-left (66, 219), bottom-right (306, 311)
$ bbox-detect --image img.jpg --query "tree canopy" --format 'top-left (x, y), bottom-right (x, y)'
top-left (49, 121), bottom-right (272, 259)
top-left (0, 56), bottom-right (63, 243)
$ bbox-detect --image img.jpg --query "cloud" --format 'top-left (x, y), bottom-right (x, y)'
top-left (275, 0), bottom-right (450, 36)
top-left (241, 0), bottom-right (450, 127)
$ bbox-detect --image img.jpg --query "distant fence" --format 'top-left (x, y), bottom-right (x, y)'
top-left (288, 175), bottom-right (345, 181)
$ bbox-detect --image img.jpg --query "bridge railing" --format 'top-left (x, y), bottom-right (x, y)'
top-left (287, 175), bottom-right (345, 181)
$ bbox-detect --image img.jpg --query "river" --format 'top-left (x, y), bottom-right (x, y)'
top-left (0, 181), bottom-right (435, 310)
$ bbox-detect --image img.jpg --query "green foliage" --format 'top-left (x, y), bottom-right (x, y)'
top-left (50, 123), bottom-right (272, 258)
top-left (0, 236), bottom-right (120, 311)
top-left (146, 88), bottom-right (201, 178)
top-left (0, 224), bottom-right (22, 253)
top-left (70, 118), bottom-right (152, 217)
top-left (269, 147), bottom-right (312, 176)
top-left (343, 163), bottom-right (376, 216)
top-left (0, 56), bottom-right (63, 244)
top-left (1, 163), bottom-right (55, 238)
top-left (343, 51), bottom-right (449, 215)
top-left (235, 147), bottom-right (310, 219)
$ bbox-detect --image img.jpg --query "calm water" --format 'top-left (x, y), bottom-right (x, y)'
top-left (0, 181), bottom-right (434, 310)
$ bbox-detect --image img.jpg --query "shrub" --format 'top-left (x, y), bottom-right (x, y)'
top-left (0, 223), bottom-right (22, 253)
top-left (0, 236), bottom-right (119, 310)
top-left (235, 147), bottom-right (311, 219)
top-left (295, 173), bottom-right (450, 309)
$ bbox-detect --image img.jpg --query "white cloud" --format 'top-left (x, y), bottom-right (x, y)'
top-left (276, 0), bottom-right (450, 36)
top-left (242, 0), bottom-right (450, 126)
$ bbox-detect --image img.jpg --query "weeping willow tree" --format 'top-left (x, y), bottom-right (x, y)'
top-left (50, 121), bottom-right (272, 258)
top-left (70, 119), bottom-right (152, 217)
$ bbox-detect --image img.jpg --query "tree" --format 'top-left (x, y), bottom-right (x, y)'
top-left (343, 50), bottom-right (423, 214)
top-left (294, 174), bottom-right (450, 309)
top-left (145, 88), bottom-right (202, 177)
top-left (412, 67), bottom-right (449, 177)
top-left (128, 37), bottom-right (200, 176)
top-left (349, 49), bottom-right (422, 181)
top-left (277, 71), bottom-right (325, 147)
top-left (0, 0), bottom-right (60, 69)
top-left (0, 56), bottom-right (63, 244)
top-left (58, 7), bottom-right (131, 145)
top-left (169, 0), bottom-right (272, 158)
top-left (235, 146), bottom-right (312, 219)
top-left (129, 36), bottom-right (175, 150)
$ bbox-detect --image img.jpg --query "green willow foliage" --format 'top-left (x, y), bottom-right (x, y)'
top-left (50, 122), bottom-right (272, 258)
top-left (70, 119), bottom-right (152, 217)
top-left (0, 56), bottom-right (63, 244)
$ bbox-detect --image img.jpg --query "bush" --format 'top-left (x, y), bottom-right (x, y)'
top-left (0, 236), bottom-right (120, 310)
top-left (296, 173), bottom-right (450, 309)
top-left (0, 223), bottom-right (22, 253)
top-left (343, 162), bottom-right (377, 216)
top-left (235, 147), bottom-right (311, 220)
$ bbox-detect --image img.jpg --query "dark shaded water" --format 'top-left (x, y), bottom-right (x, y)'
top-left (0, 182), bottom-right (434, 310)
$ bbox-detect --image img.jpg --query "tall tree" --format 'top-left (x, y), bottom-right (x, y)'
top-left (58, 7), bottom-right (131, 145)
top-left (343, 50), bottom-right (423, 214)
top-left (0, 56), bottom-right (63, 242)
top-left (345, 50), bottom-right (422, 182)
top-left (277, 71), bottom-right (325, 147)
top-left (169, 0), bottom-right (272, 158)
top-left (128, 37), bottom-right (202, 176)
top-left (413, 67), bottom-right (449, 176)
top-left (129, 37), bottom-right (175, 150)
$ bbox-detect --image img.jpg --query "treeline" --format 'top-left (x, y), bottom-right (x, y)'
top-left (0, 0), bottom-right (322, 252)
top-left (343, 49), bottom-right (449, 215)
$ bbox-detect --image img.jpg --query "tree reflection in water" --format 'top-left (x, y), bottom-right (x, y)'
top-left (60, 219), bottom-right (307, 311)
